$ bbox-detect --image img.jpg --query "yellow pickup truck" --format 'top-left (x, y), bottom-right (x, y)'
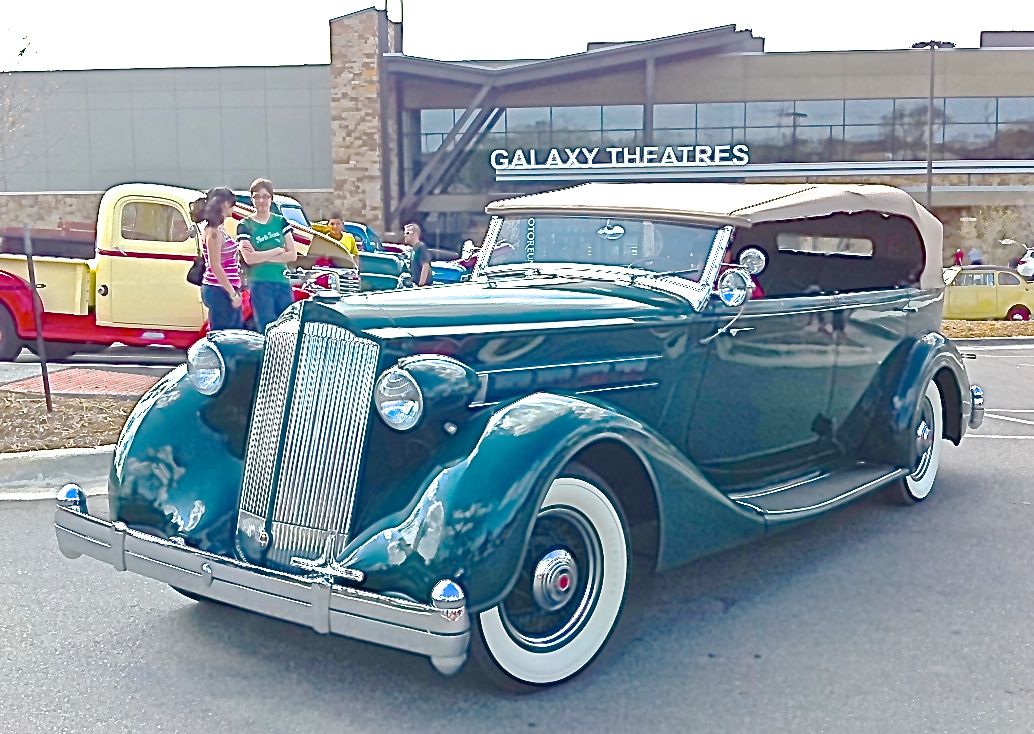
top-left (943, 265), bottom-right (1034, 320)
top-left (0, 183), bottom-right (358, 360)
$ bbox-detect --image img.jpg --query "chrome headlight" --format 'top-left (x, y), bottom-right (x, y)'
top-left (186, 339), bottom-right (226, 396)
top-left (374, 368), bottom-right (423, 431)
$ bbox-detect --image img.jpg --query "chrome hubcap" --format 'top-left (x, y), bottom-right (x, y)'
top-left (532, 548), bottom-right (578, 612)
top-left (912, 397), bottom-right (935, 479)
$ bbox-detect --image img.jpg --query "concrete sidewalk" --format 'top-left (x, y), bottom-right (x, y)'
top-left (0, 444), bottom-right (113, 499)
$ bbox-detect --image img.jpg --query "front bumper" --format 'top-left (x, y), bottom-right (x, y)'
top-left (54, 502), bottom-right (469, 675)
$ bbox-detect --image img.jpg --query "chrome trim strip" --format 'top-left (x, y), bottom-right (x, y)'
top-left (55, 507), bottom-right (468, 665)
top-left (728, 471), bottom-right (828, 501)
top-left (477, 354), bottom-right (663, 376)
top-left (743, 469), bottom-right (908, 517)
top-left (365, 316), bottom-right (649, 339)
top-left (575, 382), bottom-right (659, 396)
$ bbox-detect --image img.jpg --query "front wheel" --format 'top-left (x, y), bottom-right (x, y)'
top-left (888, 379), bottom-right (943, 504)
top-left (472, 472), bottom-right (629, 689)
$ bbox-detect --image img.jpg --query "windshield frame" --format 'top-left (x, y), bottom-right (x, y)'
top-left (474, 215), bottom-right (733, 312)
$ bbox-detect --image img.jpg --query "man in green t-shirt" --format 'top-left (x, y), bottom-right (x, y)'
top-left (237, 179), bottom-right (298, 332)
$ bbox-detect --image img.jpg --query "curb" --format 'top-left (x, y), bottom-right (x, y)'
top-left (0, 444), bottom-right (114, 494)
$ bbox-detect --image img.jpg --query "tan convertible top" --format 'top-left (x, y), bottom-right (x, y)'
top-left (486, 183), bottom-right (944, 289)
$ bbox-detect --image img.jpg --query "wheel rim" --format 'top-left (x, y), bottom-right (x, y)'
top-left (477, 476), bottom-right (629, 685)
top-left (499, 506), bottom-right (602, 651)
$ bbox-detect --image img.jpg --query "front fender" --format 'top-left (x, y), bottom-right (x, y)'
top-left (109, 331), bottom-right (264, 554)
top-left (340, 392), bottom-right (764, 611)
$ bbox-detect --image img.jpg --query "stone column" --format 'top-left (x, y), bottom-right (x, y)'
top-left (328, 8), bottom-right (400, 232)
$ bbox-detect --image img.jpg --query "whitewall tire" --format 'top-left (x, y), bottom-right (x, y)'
top-left (892, 380), bottom-right (943, 503)
top-left (473, 474), bottom-right (629, 688)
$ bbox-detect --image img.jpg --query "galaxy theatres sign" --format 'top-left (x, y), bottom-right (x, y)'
top-left (490, 144), bottom-right (750, 182)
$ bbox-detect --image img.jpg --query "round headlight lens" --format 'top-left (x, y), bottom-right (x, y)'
top-left (374, 368), bottom-right (423, 431)
top-left (186, 339), bottom-right (226, 396)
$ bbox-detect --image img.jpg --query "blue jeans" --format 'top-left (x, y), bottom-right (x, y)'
top-left (201, 285), bottom-right (244, 331)
top-left (249, 281), bottom-right (294, 333)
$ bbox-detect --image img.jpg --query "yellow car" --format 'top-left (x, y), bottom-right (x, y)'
top-left (943, 265), bottom-right (1034, 320)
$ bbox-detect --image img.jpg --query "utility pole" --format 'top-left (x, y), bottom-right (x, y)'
top-left (911, 40), bottom-right (955, 209)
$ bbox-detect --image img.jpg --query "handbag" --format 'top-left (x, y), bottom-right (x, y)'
top-left (187, 228), bottom-right (207, 286)
top-left (186, 255), bottom-right (205, 286)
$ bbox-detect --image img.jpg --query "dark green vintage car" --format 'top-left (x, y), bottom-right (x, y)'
top-left (55, 183), bottom-right (983, 688)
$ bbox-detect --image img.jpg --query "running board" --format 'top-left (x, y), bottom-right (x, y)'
top-left (729, 465), bottom-right (908, 521)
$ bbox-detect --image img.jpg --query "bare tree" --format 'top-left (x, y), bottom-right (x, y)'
top-left (961, 204), bottom-right (1034, 266)
top-left (0, 39), bottom-right (51, 188)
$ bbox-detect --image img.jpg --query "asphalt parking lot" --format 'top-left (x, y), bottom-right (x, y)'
top-left (1, 343), bottom-right (1034, 733)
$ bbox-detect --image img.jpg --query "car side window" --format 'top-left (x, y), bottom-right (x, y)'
top-left (1000, 271), bottom-right (1021, 286)
top-left (120, 202), bottom-right (190, 243)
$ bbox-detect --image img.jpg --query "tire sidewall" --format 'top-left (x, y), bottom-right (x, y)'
top-left (476, 475), bottom-right (629, 687)
top-left (0, 305), bottom-right (21, 361)
top-left (903, 380), bottom-right (943, 501)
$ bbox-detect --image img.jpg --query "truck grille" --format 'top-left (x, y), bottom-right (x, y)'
top-left (238, 317), bottom-right (380, 571)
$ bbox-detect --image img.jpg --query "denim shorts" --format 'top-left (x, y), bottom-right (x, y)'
top-left (249, 280), bottom-right (294, 333)
top-left (201, 285), bottom-right (244, 331)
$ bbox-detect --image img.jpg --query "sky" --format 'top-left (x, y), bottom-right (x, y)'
top-left (2, 0), bottom-right (1034, 72)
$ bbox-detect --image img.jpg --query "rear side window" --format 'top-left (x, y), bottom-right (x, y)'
top-left (954, 272), bottom-right (995, 286)
top-left (999, 271), bottom-right (1022, 286)
top-left (776, 234), bottom-right (874, 257)
top-left (120, 202), bottom-right (190, 243)
top-left (733, 211), bottom-right (925, 297)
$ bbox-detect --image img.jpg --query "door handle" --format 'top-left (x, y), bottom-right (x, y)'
top-left (903, 305), bottom-right (920, 312)
top-left (728, 327), bottom-right (754, 336)
top-left (34, 283), bottom-right (46, 289)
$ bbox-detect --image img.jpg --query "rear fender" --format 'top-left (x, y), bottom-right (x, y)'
top-left (850, 331), bottom-right (970, 467)
top-left (339, 393), bottom-right (765, 611)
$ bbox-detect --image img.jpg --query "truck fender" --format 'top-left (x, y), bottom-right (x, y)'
top-left (339, 392), bottom-right (765, 612)
top-left (0, 269), bottom-right (41, 337)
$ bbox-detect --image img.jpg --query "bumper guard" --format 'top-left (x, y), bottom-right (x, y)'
top-left (54, 497), bottom-right (469, 676)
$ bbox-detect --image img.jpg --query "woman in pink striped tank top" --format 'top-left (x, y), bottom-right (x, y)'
top-left (190, 188), bottom-right (243, 331)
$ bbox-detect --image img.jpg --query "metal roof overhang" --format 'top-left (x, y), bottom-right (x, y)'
top-left (382, 24), bottom-right (763, 89)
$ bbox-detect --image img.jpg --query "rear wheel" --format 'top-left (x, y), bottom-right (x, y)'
top-left (0, 306), bottom-right (22, 361)
top-left (472, 471), bottom-right (630, 689)
top-left (888, 379), bottom-right (943, 504)
top-left (1007, 305), bottom-right (1031, 321)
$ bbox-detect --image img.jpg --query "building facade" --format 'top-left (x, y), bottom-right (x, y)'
top-left (4, 8), bottom-right (1034, 262)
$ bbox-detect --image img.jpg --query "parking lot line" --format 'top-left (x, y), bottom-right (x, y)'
top-left (966, 435), bottom-right (1034, 439)
top-left (984, 413), bottom-right (1034, 426)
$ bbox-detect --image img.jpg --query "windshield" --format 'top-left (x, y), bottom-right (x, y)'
top-left (280, 204), bottom-right (309, 227)
top-left (488, 216), bottom-right (719, 282)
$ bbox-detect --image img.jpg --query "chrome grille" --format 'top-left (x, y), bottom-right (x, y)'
top-left (238, 318), bottom-right (380, 571)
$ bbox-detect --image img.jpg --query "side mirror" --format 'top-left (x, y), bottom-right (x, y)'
top-left (737, 247), bottom-right (767, 275)
top-left (187, 224), bottom-right (200, 239)
top-left (717, 268), bottom-right (752, 307)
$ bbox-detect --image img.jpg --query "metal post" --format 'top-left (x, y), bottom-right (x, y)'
top-left (22, 225), bottom-right (52, 413)
top-left (926, 44), bottom-right (935, 209)
top-left (912, 40), bottom-right (954, 210)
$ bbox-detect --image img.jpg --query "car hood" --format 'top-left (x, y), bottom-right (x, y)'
top-left (311, 279), bottom-right (683, 336)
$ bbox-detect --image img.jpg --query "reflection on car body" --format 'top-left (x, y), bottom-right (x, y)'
top-left (56, 182), bottom-right (982, 690)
